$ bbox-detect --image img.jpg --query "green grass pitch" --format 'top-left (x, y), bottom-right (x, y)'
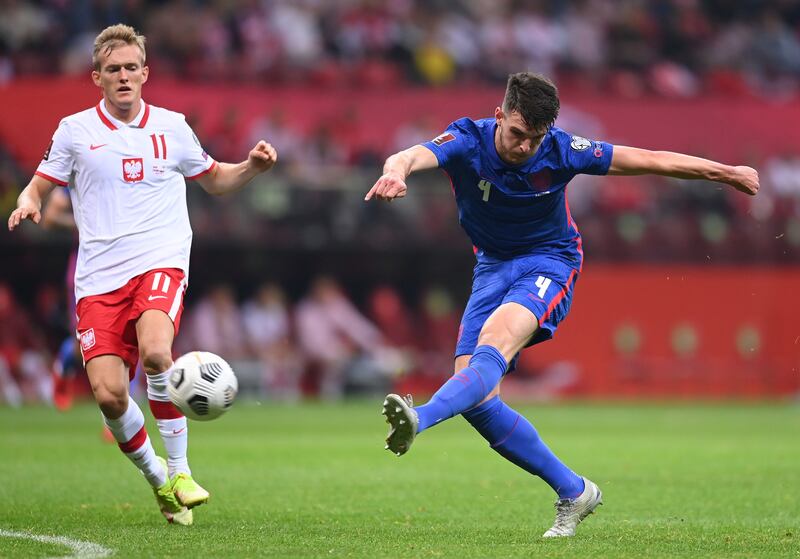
top-left (0, 401), bottom-right (798, 558)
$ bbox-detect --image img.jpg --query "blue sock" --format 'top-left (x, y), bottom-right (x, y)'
top-left (462, 396), bottom-right (585, 499)
top-left (415, 345), bottom-right (507, 432)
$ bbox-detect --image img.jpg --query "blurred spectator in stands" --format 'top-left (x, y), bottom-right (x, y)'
top-left (414, 30), bottom-right (457, 86)
top-left (512, 2), bottom-right (565, 78)
top-left (367, 285), bottom-right (417, 349)
top-left (183, 284), bottom-right (248, 361)
top-left (33, 283), bottom-right (67, 350)
top-left (416, 285), bottom-right (460, 379)
top-left (765, 154), bottom-right (800, 200)
top-left (0, 154), bottom-right (23, 226)
top-left (0, 1), bottom-right (49, 54)
top-left (435, 6), bottom-right (480, 78)
top-left (291, 122), bottom-right (350, 186)
top-left (242, 282), bottom-right (302, 400)
top-left (205, 106), bottom-right (244, 166)
top-left (0, 283), bottom-right (51, 406)
top-left (764, 153), bottom-right (800, 224)
top-left (295, 276), bottom-right (387, 398)
top-left (391, 115), bottom-right (437, 153)
top-left (561, 0), bottom-right (610, 81)
top-left (247, 109), bottom-right (302, 166)
top-left (272, 1), bottom-right (324, 72)
top-left (746, 8), bottom-right (800, 97)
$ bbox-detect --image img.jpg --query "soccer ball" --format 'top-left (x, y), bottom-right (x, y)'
top-left (168, 351), bottom-right (238, 421)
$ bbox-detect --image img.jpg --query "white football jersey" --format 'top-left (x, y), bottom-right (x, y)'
top-left (36, 100), bottom-right (216, 301)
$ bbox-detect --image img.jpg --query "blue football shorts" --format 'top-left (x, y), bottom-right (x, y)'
top-left (455, 252), bottom-right (579, 370)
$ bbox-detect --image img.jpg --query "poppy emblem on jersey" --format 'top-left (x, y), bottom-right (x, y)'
top-left (570, 136), bottom-right (591, 151)
top-left (122, 158), bottom-right (144, 182)
top-left (528, 168), bottom-right (553, 193)
top-left (80, 328), bottom-right (96, 351)
top-left (433, 133), bottom-right (455, 146)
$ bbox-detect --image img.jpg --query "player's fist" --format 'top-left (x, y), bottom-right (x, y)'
top-left (728, 166), bottom-right (759, 196)
top-left (248, 140), bottom-right (277, 173)
top-left (364, 172), bottom-right (407, 202)
top-left (7, 204), bottom-right (41, 231)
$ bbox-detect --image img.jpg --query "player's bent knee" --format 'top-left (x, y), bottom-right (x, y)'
top-left (478, 315), bottom-right (538, 360)
top-left (475, 331), bottom-right (518, 362)
top-left (93, 386), bottom-right (128, 418)
top-left (140, 348), bottom-right (172, 374)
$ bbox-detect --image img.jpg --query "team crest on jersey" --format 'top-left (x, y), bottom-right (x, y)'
top-left (80, 328), bottom-right (96, 351)
top-left (122, 158), bottom-right (144, 182)
top-left (570, 136), bottom-right (591, 151)
top-left (432, 132), bottom-right (455, 146)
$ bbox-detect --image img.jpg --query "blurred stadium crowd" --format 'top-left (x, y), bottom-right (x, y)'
top-left (1, 0), bottom-right (799, 405)
top-left (0, 275), bottom-right (463, 405)
top-left (1, 0), bottom-right (800, 95)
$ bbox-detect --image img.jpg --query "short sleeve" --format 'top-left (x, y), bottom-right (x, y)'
top-left (421, 120), bottom-right (474, 169)
top-left (35, 120), bottom-right (74, 186)
top-left (560, 131), bottom-right (614, 176)
top-left (176, 117), bottom-right (217, 180)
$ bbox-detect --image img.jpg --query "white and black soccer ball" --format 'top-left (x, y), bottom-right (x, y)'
top-left (168, 351), bottom-right (238, 421)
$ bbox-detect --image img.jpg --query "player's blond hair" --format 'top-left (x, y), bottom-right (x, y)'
top-left (92, 24), bottom-right (146, 70)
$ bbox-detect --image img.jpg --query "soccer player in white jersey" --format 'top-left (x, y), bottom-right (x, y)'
top-left (7, 24), bottom-right (277, 526)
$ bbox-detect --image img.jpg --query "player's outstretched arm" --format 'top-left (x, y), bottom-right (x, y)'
top-left (608, 145), bottom-right (759, 196)
top-left (8, 175), bottom-right (57, 231)
top-left (365, 145), bottom-right (439, 202)
top-left (196, 140), bottom-right (277, 196)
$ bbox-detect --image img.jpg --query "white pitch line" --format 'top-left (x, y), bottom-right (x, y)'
top-left (0, 529), bottom-right (113, 558)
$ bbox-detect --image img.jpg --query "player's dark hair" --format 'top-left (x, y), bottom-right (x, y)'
top-left (502, 73), bottom-right (560, 130)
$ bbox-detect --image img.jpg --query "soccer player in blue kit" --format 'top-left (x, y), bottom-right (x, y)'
top-left (364, 72), bottom-right (759, 537)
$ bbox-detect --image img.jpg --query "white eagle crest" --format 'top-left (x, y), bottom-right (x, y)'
top-left (124, 159), bottom-right (143, 180)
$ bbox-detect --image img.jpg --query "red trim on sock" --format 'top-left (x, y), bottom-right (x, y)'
top-left (490, 415), bottom-right (521, 448)
top-left (118, 426), bottom-right (147, 453)
top-left (149, 399), bottom-right (184, 419)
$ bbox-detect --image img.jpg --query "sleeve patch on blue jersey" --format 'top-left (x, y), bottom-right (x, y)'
top-left (570, 136), bottom-right (591, 151)
top-left (432, 132), bottom-right (455, 146)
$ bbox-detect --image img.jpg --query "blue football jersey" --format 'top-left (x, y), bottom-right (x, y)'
top-left (422, 117), bottom-right (613, 269)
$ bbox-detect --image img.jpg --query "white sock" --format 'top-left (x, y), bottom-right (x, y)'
top-left (157, 417), bottom-right (190, 476)
top-left (147, 370), bottom-right (191, 476)
top-left (103, 399), bottom-right (166, 488)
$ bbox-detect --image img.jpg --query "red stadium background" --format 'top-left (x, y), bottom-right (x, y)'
top-left (0, 3), bottom-right (800, 398)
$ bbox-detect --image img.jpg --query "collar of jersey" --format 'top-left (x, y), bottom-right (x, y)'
top-left (485, 120), bottom-right (552, 173)
top-left (96, 99), bottom-right (150, 130)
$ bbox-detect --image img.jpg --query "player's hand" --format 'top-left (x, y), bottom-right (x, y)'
top-left (726, 166), bottom-right (759, 196)
top-left (7, 203), bottom-right (41, 231)
top-left (364, 173), bottom-right (407, 202)
top-left (247, 140), bottom-right (277, 173)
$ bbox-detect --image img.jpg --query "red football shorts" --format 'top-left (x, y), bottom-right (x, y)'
top-left (76, 268), bottom-right (187, 377)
